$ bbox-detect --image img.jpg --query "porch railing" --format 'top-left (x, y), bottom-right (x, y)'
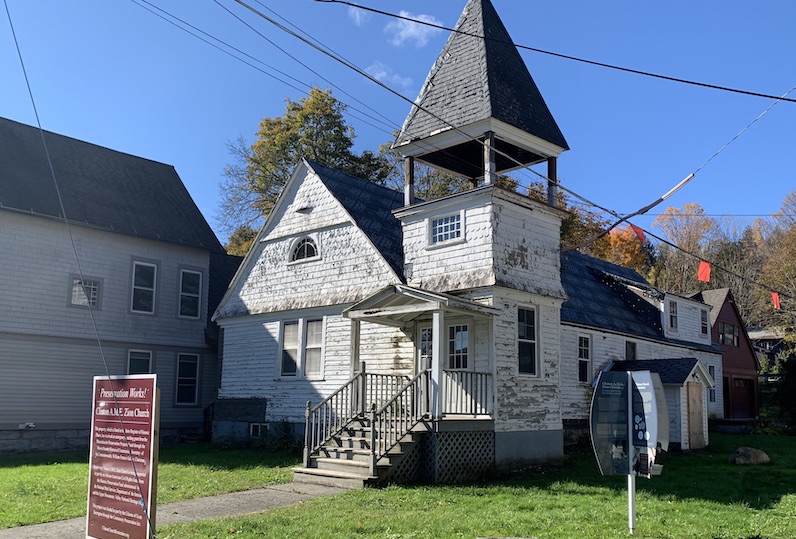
top-left (303, 362), bottom-right (407, 467)
top-left (442, 370), bottom-right (493, 416)
top-left (368, 368), bottom-right (431, 475)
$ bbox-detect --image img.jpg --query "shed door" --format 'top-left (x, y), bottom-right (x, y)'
top-left (687, 382), bottom-right (706, 449)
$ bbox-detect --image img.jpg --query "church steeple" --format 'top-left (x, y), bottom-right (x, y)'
top-left (394, 0), bottom-right (568, 205)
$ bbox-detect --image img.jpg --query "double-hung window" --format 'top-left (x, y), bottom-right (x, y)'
top-left (578, 334), bottom-right (591, 383)
top-left (668, 300), bottom-right (678, 330)
top-left (518, 307), bottom-right (538, 375)
top-left (700, 309), bottom-right (709, 336)
top-left (128, 350), bottom-right (152, 374)
top-left (179, 269), bottom-right (202, 319)
top-left (131, 261), bottom-right (157, 314)
top-left (447, 324), bottom-right (469, 370)
top-left (176, 353), bottom-right (200, 405)
top-left (280, 318), bottom-right (324, 378)
top-left (708, 365), bottom-right (716, 403)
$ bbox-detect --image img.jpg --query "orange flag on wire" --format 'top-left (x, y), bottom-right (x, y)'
top-left (772, 291), bottom-right (781, 310)
top-left (697, 260), bottom-right (711, 282)
top-left (630, 224), bottom-right (646, 244)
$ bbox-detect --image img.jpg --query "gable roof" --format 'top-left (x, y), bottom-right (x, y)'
top-left (395, 0), bottom-right (568, 151)
top-left (611, 358), bottom-right (713, 387)
top-left (689, 288), bottom-right (729, 326)
top-left (561, 251), bottom-right (663, 340)
top-left (0, 117), bottom-right (224, 253)
top-left (306, 160), bottom-right (405, 279)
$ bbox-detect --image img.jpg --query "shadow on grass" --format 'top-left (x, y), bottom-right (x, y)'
top-left (501, 433), bottom-right (796, 511)
top-left (0, 443), bottom-right (301, 471)
top-left (156, 443), bottom-right (301, 471)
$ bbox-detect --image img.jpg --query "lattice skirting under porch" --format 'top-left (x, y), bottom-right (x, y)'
top-left (388, 430), bottom-right (495, 484)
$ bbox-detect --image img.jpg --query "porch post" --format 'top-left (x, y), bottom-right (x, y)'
top-left (350, 319), bottom-right (361, 376)
top-left (431, 309), bottom-right (445, 419)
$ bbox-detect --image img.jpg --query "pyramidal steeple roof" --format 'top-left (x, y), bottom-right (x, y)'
top-left (394, 0), bottom-right (568, 177)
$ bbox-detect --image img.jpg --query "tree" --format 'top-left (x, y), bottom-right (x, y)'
top-left (225, 225), bottom-right (257, 256)
top-left (649, 203), bottom-right (716, 294)
top-left (219, 88), bottom-right (391, 233)
top-left (595, 226), bottom-right (654, 274)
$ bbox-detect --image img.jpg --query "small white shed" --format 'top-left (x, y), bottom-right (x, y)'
top-left (612, 358), bottom-right (714, 450)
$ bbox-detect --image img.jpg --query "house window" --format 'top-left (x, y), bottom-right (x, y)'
top-left (700, 309), bottom-right (709, 336)
top-left (280, 318), bottom-right (324, 378)
top-left (128, 350), bottom-right (152, 375)
top-left (430, 213), bottom-right (462, 244)
top-left (708, 365), bottom-right (716, 403)
top-left (668, 300), bottom-right (678, 330)
top-left (70, 276), bottom-right (101, 309)
top-left (447, 324), bottom-right (469, 369)
top-left (718, 322), bottom-right (739, 346)
top-left (131, 261), bottom-right (157, 314)
top-left (625, 341), bottom-right (637, 361)
top-left (176, 353), bottom-right (199, 405)
top-left (578, 335), bottom-right (591, 383)
top-left (179, 269), bottom-right (202, 319)
top-left (291, 237), bottom-right (318, 262)
top-left (518, 307), bottom-right (537, 375)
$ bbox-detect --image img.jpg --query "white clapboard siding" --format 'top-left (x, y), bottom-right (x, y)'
top-left (560, 324), bottom-right (723, 422)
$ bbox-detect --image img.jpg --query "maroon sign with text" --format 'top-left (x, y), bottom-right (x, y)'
top-left (86, 375), bottom-right (158, 539)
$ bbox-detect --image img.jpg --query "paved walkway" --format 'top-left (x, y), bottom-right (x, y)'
top-left (0, 482), bottom-right (346, 539)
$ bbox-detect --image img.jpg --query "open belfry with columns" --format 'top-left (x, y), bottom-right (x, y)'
top-left (213, 0), bottom-right (574, 487)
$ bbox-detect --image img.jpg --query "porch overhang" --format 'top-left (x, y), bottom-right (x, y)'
top-left (343, 284), bottom-right (500, 327)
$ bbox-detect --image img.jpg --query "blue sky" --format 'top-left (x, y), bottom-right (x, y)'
top-left (2, 0), bottom-right (794, 243)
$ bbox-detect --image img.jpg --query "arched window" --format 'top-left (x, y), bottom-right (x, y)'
top-left (291, 237), bottom-right (318, 262)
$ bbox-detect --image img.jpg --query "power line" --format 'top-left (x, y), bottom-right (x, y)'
top-left (316, 0), bottom-right (796, 105)
top-left (3, 1), bottom-right (156, 535)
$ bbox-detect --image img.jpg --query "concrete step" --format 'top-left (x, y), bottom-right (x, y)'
top-left (292, 467), bottom-right (370, 490)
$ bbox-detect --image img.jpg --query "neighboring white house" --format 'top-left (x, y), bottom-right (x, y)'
top-left (559, 251), bottom-right (722, 449)
top-left (0, 117), bottom-right (237, 452)
top-left (212, 0), bottom-right (723, 486)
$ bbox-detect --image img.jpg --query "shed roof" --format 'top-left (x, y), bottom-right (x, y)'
top-left (611, 358), bottom-right (712, 387)
top-left (0, 117), bottom-right (223, 253)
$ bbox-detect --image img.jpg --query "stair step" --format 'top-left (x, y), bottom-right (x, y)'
top-left (292, 467), bottom-right (371, 489)
top-left (315, 457), bottom-right (371, 475)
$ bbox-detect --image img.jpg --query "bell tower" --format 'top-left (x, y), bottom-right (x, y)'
top-left (393, 0), bottom-right (568, 206)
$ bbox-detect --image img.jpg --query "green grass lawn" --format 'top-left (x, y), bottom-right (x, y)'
top-left (0, 444), bottom-right (299, 528)
top-left (2, 434), bottom-right (795, 538)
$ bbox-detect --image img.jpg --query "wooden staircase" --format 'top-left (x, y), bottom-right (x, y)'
top-left (293, 366), bottom-right (431, 489)
top-left (293, 417), bottom-right (427, 489)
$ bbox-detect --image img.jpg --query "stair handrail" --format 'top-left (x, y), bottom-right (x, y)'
top-left (369, 368), bottom-right (431, 475)
top-left (303, 362), bottom-right (409, 468)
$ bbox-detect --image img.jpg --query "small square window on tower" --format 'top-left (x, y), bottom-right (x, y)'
top-left (430, 213), bottom-right (462, 245)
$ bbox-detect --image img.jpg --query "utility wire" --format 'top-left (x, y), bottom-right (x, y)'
top-left (3, 1), bottom-right (156, 536)
top-left (316, 0), bottom-right (796, 105)
top-left (563, 85), bottom-right (796, 252)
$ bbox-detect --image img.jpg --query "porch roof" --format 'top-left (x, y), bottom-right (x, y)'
top-left (610, 358), bottom-right (715, 388)
top-left (343, 284), bottom-right (500, 327)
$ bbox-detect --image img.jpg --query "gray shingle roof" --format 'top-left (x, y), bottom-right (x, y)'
top-left (0, 117), bottom-right (224, 253)
top-left (561, 251), bottom-right (663, 340)
top-left (395, 0), bottom-right (568, 150)
top-left (611, 358), bottom-right (700, 385)
top-left (305, 160), bottom-right (405, 279)
top-left (689, 288), bottom-right (730, 326)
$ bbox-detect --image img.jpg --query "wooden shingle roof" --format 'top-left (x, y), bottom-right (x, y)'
top-left (0, 117), bottom-right (224, 253)
top-left (395, 0), bottom-right (568, 151)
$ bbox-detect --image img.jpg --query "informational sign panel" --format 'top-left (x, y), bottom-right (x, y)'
top-left (590, 370), bottom-right (668, 477)
top-left (590, 371), bottom-right (631, 476)
top-left (86, 375), bottom-right (159, 539)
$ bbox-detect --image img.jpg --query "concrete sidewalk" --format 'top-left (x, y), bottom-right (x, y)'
top-left (0, 482), bottom-right (346, 539)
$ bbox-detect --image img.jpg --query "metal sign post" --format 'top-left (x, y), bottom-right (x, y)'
top-left (590, 369), bottom-right (669, 536)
